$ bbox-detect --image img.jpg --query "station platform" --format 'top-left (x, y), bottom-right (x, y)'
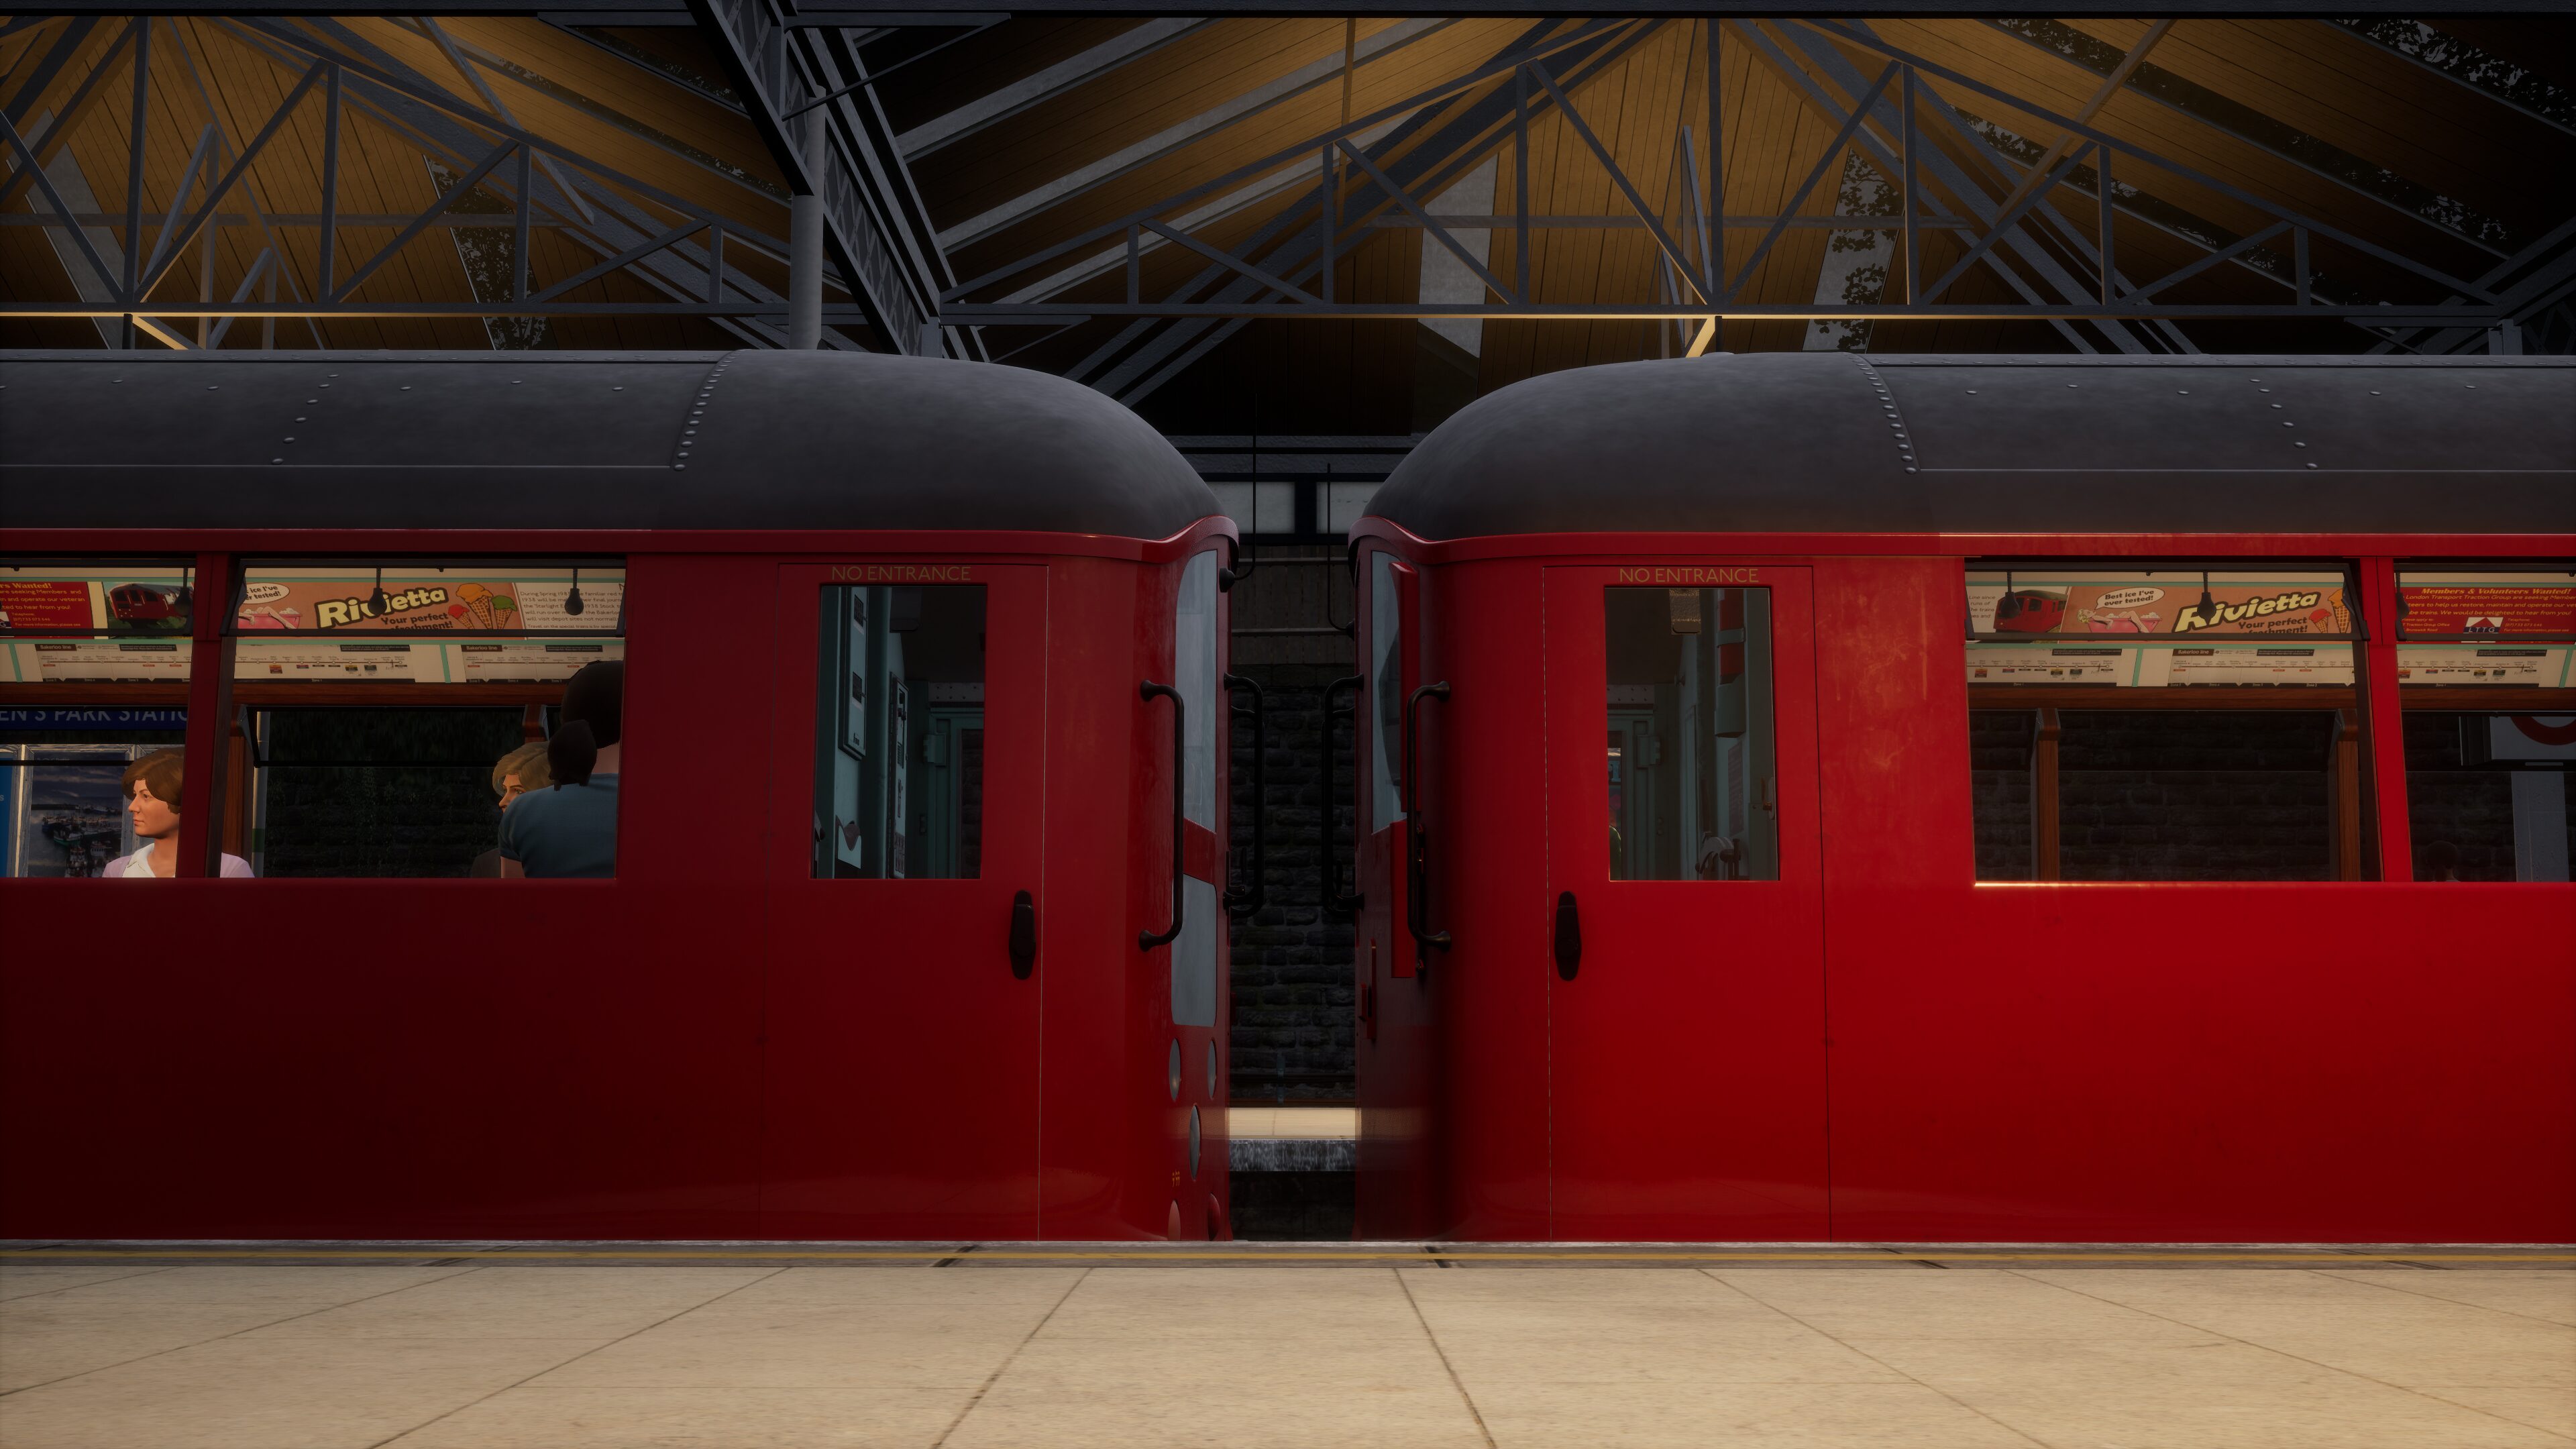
top-left (3, 1242), bottom-right (2568, 1448)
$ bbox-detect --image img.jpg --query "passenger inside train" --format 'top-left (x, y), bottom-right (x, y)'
top-left (107, 749), bottom-right (252, 878)
top-left (500, 661), bottom-right (623, 879)
top-left (470, 742), bottom-right (551, 878)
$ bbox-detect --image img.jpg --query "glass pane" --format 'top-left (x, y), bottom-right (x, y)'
top-left (815, 584), bottom-right (985, 879)
top-left (1970, 710), bottom-right (2036, 881)
top-left (2405, 712), bottom-right (2575, 881)
top-left (1605, 587), bottom-right (1777, 881)
top-left (256, 709), bottom-right (527, 878)
top-left (1370, 555), bottom-right (1403, 828)
top-left (2057, 711), bottom-right (2337, 881)
top-left (1178, 551), bottom-right (1218, 830)
top-left (5, 745), bottom-right (144, 876)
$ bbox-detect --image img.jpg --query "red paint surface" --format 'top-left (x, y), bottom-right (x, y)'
top-left (1351, 525), bottom-right (2576, 1243)
top-left (0, 528), bottom-right (1233, 1241)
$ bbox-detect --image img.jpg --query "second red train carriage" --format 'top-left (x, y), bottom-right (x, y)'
top-left (1340, 352), bottom-right (2576, 1244)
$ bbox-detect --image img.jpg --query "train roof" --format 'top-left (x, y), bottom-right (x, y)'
top-left (1366, 354), bottom-right (2576, 541)
top-left (0, 350), bottom-right (1221, 539)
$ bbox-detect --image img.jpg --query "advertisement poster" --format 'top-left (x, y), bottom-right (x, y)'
top-left (2398, 574), bottom-right (2576, 637)
top-left (233, 571), bottom-right (624, 635)
top-left (1968, 573), bottom-right (2352, 638)
top-left (0, 570), bottom-right (193, 637)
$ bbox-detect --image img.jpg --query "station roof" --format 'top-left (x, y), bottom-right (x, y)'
top-left (1, 13), bottom-right (2569, 434)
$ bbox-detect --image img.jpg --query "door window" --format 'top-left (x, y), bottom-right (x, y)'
top-left (1171, 551), bottom-right (1222, 1026)
top-left (1605, 587), bottom-right (1778, 880)
top-left (1370, 553), bottom-right (1405, 829)
top-left (815, 584), bottom-right (985, 879)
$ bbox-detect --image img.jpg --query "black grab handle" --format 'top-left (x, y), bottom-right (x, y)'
top-left (1554, 891), bottom-right (1581, 980)
top-left (1225, 673), bottom-right (1265, 918)
top-left (1404, 681), bottom-right (1452, 954)
top-left (1010, 890), bottom-right (1038, 979)
top-left (1139, 680), bottom-right (1185, 951)
top-left (1321, 674), bottom-right (1363, 914)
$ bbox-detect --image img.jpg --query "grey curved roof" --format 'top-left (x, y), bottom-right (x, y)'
top-left (1366, 354), bottom-right (2576, 541)
top-left (0, 350), bottom-right (1220, 539)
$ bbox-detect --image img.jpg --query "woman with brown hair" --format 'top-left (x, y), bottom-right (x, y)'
top-left (104, 749), bottom-right (253, 878)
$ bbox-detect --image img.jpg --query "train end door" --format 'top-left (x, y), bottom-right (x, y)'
top-left (1354, 548), bottom-right (1443, 1237)
top-left (1540, 565), bottom-right (1827, 1240)
top-left (763, 562), bottom-right (1046, 1238)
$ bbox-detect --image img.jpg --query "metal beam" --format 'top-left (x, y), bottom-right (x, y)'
top-left (690, 0), bottom-right (951, 352)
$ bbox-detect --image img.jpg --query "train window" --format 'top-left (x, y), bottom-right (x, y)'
top-left (2396, 566), bottom-right (2575, 881)
top-left (1178, 551), bottom-right (1220, 830)
top-left (814, 584), bottom-right (985, 879)
top-left (1, 708), bottom-right (192, 875)
top-left (251, 709), bottom-right (533, 877)
top-left (1369, 554), bottom-right (1404, 829)
top-left (211, 562), bottom-right (630, 879)
top-left (1605, 587), bottom-right (1778, 881)
top-left (2, 561), bottom-right (197, 684)
top-left (1967, 563), bottom-right (2369, 881)
top-left (2404, 714), bottom-right (2573, 881)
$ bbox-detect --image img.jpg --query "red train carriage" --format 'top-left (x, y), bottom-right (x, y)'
top-left (1340, 353), bottom-right (2576, 1244)
top-left (0, 350), bottom-right (1243, 1242)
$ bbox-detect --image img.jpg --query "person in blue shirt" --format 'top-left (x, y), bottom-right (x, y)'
top-left (500, 661), bottom-right (622, 879)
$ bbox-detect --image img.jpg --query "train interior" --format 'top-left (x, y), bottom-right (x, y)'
top-left (3, 560), bottom-right (629, 879)
top-left (1963, 563), bottom-right (2573, 884)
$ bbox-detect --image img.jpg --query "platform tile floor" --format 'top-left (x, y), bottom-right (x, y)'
top-left (0, 1248), bottom-right (2569, 1448)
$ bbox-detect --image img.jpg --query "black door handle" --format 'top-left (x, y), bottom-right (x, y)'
top-left (1010, 890), bottom-right (1037, 979)
top-left (1138, 680), bottom-right (1184, 951)
top-left (1554, 891), bottom-right (1581, 980)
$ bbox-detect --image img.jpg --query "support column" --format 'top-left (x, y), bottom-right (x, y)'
top-left (788, 105), bottom-right (825, 351)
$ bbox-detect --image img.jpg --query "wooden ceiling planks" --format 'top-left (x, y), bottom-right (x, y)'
top-left (2064, 17), bottom-right (2568, 241)
top-left (1873, 20), bottom-right (2496, 305)
top-left (933, 17), bottom-right (1527, 281)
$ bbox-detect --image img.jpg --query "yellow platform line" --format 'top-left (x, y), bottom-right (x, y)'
top-left (5, 1248), bottom-right (2569, 1263)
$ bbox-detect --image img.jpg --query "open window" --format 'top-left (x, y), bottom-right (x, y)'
top-left (1965, 562), bottom-right (2370, 882)
top-left (2395, 565), bottom-right (2575, 881)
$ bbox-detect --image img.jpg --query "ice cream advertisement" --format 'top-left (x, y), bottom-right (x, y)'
top-left (232, 572), bottom-right (624, 635)
top-left (1967, 573), bottom-right (2353, 638)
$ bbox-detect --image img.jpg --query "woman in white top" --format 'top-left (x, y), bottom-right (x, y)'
top-left (102, 748), bottom-right (254, 878)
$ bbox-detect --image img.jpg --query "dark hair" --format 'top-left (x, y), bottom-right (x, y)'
top-left (550, 661), bottom-right (625, 788)
top-left (2424, 841), bottom-right (2460, 877)
top-left (121, 748), bottom-right (183, 808)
